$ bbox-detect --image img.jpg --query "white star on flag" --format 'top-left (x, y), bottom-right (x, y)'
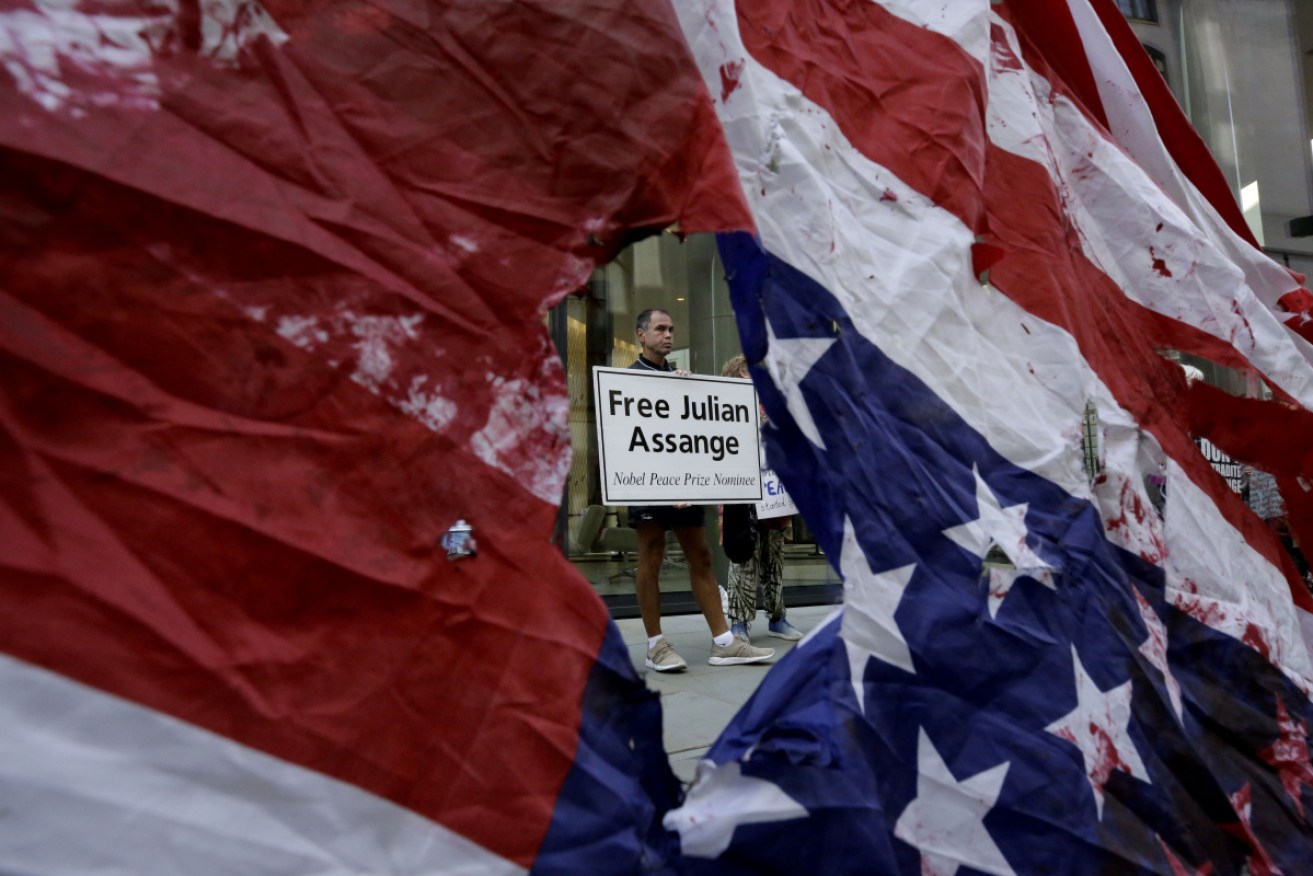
top-left (1227, 783), bottom-right (1283, 876)
top-left (985, 567), bottom-right (1056, 619)
top-left (1045, 646), bottom-right (1150, 819)
top-left (894, 727), bottom-right (1015, 876)
top-left (662, 761), bottom-right (808, 858)
top-left (1167, 573), bottom-right (1285, 671)
top-left (943, 465), bottom-right (1056, 615)
top-left (763, 318), bottom-right (835, 449)
top-left (839, 516), bottom-right (915, 712)
top-left (796, 604), bottom-right (842, 649)
top-left (1133, 588), bottom-right (1184, 724)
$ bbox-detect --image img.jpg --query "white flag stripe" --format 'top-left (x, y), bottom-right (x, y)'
top-left (0, 654), bottom-right (524, 876)
top-left (676, 0), bottom-right (1313, 680)
top-left (1163, 458), bottom-right (1313, 689)
top-left (986, 12), bottom-right (1313, 407)
top-left (875, 0), bottom-right (990, 66)
top-left (1062, 0), bottom-right (1313, 356)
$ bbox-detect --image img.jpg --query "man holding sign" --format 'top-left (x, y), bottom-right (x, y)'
top-left (626, 310), bottom-right (774, 672)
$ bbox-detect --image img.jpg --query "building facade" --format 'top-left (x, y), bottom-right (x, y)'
top-left (1122, 0), bottom-right (1313, 283)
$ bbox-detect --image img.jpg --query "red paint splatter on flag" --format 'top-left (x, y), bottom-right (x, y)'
top-left (1276, 288), bottom-right (1313, 344)
top-left (1222, 784), bottom-right (1283, 876)
top-left (1229, 299), bottom-right (1257, 348)
top-left (719, 60), bottom-right (745, 103)
top-left (1259, 697), bottom-right (1313, 818)
top-left (1157, 836), bottom-right (1214, 875)
top-left (1243, 623), bottom-right (1274, 662)
top-left (1150, 246), bottom-right (1172, 278)
top-left (1086, 722), bottom-right (1131, 792)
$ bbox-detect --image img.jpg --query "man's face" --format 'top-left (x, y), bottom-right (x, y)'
top-left (638, 311), bottom-right (675, 359)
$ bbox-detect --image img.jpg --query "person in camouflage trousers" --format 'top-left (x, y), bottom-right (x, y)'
top-left (722, 355), bottom-right (803, 642)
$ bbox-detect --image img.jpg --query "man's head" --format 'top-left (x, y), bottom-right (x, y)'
top-left (635, 308), bottom-right (674, 363)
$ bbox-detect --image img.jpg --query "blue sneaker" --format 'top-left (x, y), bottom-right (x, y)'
top-left (767, 618), bottom-right (803, 641)
top-left (730, 622), bottom-right (751, 641)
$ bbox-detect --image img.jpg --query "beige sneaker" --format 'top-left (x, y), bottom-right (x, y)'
top-left (645, 639), bottom-right (688, 673)
top-left (709, 638), bottom-right (775, 666)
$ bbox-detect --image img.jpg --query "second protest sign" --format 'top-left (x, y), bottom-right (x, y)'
top-left (594, 366), bottom-right (762, 505)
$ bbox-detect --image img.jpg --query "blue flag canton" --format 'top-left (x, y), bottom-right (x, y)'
top-left (701, 232), bottom-right (1313, 875)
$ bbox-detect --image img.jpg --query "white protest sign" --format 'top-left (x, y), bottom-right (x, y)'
top-left (1195, 437), bottom-right (1243, 494)
top-left (756, 468), bottom-right (798, 519)
top-left (594, 367), bottom-right (762, 504)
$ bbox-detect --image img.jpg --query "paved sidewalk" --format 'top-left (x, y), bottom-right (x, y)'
top-left (615, 604), bottom-right (839, 785)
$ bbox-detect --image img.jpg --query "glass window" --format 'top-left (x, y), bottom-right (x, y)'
top-left (1143, 44), bottom-right (1169, 86)
top-left (1116, 0), bottom-right (1158, 23)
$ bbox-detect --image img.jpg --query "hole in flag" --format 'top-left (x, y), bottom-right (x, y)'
top-left (1081, 401), bottom-right (1103, 481)
top-left (441, 519), bottom-right (477, 560)
top-left (984, 545), bottom-right (1013, 569)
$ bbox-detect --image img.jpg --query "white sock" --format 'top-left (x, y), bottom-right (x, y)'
top-left (713, 631), bottom-right (734, 647)
top-left (648, 634), bottom-right (665, 650)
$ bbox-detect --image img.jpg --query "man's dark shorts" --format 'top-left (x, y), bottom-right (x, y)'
top-left (628, 504), bottom-right (705, 530)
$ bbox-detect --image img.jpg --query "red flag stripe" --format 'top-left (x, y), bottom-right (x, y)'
top-left (0, 284), bottom-right (602, 862)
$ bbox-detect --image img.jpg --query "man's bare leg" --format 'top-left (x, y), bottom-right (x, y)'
top-left (634, 523), bottom-right (667, 639)
top-left (673, 525), bottom-right (729, 638)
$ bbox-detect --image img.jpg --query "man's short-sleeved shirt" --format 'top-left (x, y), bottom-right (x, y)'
top-left (629, 355), bottom-right (673, 373)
